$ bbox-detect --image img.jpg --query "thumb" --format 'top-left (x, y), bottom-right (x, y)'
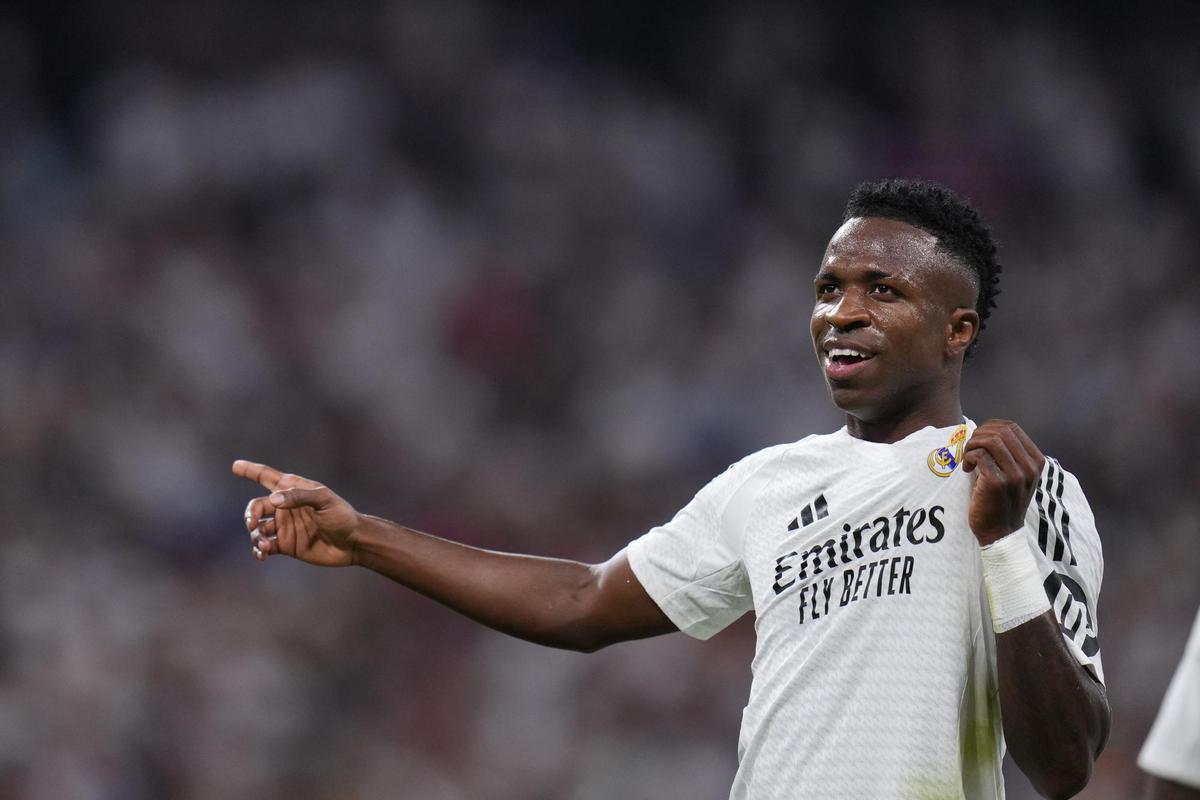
top-left (269, 486), bottom-right (329, 509)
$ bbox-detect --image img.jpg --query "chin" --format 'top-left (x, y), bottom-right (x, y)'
top-left (827, 386), bottom-right (882, 420)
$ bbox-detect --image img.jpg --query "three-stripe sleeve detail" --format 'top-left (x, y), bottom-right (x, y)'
top-left (1036, 458), bottom-right (1098, 659)
top-left (1035, 459), bottom-right (1076, 566)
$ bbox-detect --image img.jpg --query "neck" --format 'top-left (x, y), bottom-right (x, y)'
top-left (844, 395), bottom-right (964, 444)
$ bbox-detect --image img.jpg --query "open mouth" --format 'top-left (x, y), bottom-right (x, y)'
top-left (828, 347), bottom-right (872, 365)
top-left (825, 347), bottom-right (875, 379)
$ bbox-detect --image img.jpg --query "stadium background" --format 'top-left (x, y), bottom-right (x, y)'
top-left (3, 1), bottom-right (1198, 797)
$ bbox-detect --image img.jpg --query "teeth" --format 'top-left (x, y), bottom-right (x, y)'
top-left (829, 347), bottom-right (868, 358)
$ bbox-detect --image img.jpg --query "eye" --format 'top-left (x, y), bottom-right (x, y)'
top-left (871, 283), bottom-right (897, 296)
top-left (816, 282), bottom-right (839, 296)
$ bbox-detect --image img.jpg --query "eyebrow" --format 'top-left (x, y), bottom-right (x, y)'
top-left (814, 268), bottom-right (897, 284)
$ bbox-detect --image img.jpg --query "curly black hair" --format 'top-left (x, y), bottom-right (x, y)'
top-left (843, 179), bottom-right (1001, 355)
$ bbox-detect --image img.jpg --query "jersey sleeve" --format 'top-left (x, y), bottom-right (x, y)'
top-left (1138, 607), bottom-right (1200, 789)
top-left (627, 446), bottom-right (783, 640)
top-left (1021, 457), bottom-right (1105, 684)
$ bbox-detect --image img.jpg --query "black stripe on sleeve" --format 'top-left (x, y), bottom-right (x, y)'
top-left (1045, 461), bottom-right (1064, 562)
top-left (1051, 458), bottom-right (1078, 566)
top-left (1036, 469), bottom-right (1052, 557)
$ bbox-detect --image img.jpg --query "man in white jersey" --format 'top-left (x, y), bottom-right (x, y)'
top-left (1139, 606), bottom-right (1200, 799)
top-left (234, 179), bottom-right (1110, 798)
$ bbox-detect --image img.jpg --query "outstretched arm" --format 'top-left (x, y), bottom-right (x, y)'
top-left (964, 422), bottom-right (1110, 800)
top-left (232, 460), bottom-right (677, 652)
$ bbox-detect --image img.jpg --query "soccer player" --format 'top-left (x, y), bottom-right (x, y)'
top-left (235, 180), bottom-right (1110, 799)
top-left (1139, 606), bottom-right (1200, 799)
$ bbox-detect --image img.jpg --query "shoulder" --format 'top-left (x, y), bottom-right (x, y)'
top-left (691, 433), bottom-right (828, 516)
top-left (1027, 456), bottom-right (1101, 538)
top-left (1035, 457), bottom-right (1098, 526)
top-left (717, 433), bottom-right (832, 485)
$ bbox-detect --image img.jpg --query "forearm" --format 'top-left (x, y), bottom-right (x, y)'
top-left (351, 514), bottom-right (670, 652)
top-left (996, 611), bottom-right (1110, 799)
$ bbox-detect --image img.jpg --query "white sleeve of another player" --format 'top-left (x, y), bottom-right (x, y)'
top-left (1022, 457), bottom-right (1105, 684)
top-left (627, 446), bottom-right (786, 640)
top-left (1139, 607), bottom-right (1200, 789)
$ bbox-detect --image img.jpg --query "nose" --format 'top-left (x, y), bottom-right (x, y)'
top-left (824, 290), bottom-right (870, 331)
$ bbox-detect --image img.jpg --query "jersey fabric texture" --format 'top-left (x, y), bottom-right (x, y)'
top-left (1138, 606), bottom-right (1200, 789)
top-left (627, 420), bottom-right (1104, 800)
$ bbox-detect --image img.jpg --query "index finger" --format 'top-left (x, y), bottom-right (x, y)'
top-left (232, 459), bottom-right (285, 490)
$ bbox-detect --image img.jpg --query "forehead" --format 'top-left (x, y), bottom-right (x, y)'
top-left (819, 216), bottom-right (948, 281)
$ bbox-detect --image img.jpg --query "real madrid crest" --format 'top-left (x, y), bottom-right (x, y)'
top-left (927, 424), bottom-right (967, 478)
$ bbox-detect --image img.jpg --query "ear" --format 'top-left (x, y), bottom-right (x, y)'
top-left (945, 307), bottom-right (979, 358)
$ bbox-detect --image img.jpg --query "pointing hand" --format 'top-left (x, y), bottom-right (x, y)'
top-left (233, 460), bottom-right (361, 567)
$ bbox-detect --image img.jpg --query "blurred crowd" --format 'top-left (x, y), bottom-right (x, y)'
top-left (2, 2), bottom-right (1198, 798)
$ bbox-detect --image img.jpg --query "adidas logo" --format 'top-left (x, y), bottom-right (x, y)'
top-left (787, 494), bottom-right (828, 531)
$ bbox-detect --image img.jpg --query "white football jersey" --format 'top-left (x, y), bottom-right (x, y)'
top-left (1138, 607), bottom-right (1200, 790)
top-left (627, 420), bottom-right (1104, 800)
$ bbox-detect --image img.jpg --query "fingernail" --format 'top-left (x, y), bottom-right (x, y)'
top-left (270, 492), bottom-right (285, 505)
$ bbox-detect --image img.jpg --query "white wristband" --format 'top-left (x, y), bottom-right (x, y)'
top-left (980, 533), bottom-right (1051, 633)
